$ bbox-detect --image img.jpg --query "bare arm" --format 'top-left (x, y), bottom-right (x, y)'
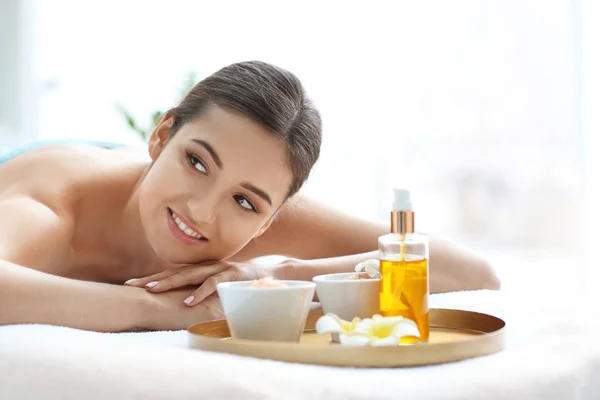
top-left (238, 195), bottom-right (501, 291)
top-left (0, 198), bottom-right (222, 331)
top-left (279, 241), bottom-right (500, 293)
top-left (0, 260), bottom-right (149, 331)
top-left (0, 258), bottom-right (226, 331)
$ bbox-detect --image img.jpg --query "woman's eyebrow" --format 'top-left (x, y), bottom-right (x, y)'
top-left (241, 182), bottom-right (272, 206)
top-left (190, 139), bottom-right (223, 169)
top-left (189, 138), bottom-right (273, 205)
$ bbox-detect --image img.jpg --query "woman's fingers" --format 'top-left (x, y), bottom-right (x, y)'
top-left (145, 264), bottom-right (225, 293)
top-left (185, 273), bottom-right (229, 306)
top-left (124, 269), bottom-right (176, 287)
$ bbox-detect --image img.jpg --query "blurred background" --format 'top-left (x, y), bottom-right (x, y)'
top-left (1, 0), bottom-right (599, 301)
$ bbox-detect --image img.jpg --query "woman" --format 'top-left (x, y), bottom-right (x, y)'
top-left (0, 61), bottom-right (499, 332)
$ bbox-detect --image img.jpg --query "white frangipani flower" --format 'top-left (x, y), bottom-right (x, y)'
top-left (315, 313), bottom-right (420, 346)
top-left (315, 313), bottom-right (361, 335)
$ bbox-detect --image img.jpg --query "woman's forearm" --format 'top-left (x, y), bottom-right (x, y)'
top-left (281, 251), bottom-right (377, 281)
top-left (0, 259), bottom-right (152, 332)
top-left (282, 235), bottom-right (501, 293)
top-left (426, 235), bottom-right (501, 292)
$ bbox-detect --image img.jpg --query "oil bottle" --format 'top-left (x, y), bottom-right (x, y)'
top-left (379, 189), bottom-right (430, 343)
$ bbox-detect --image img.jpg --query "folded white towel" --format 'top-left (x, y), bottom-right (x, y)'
top-left (1, 289), bottom-right (598, 400)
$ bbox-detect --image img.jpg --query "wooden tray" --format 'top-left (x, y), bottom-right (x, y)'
top-left (188, 308), bottom-right (505, 367)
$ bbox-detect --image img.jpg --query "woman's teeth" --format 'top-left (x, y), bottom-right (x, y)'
top-left (171, 212), bottom-right (204, 240)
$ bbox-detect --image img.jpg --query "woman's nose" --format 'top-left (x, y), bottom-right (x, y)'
top-left (187, 194), bottom-right (219, 225)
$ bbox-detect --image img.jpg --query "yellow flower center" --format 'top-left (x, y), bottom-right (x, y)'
top-left (367, 324), bottom-right (395, 339)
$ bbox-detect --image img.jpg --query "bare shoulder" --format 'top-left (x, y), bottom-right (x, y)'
top-left (0, 144), bottom-right (143, 271)
top-left (0, 144), bottom-right (142, 203)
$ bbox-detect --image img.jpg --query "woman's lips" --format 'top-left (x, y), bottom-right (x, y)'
top-left (166, 208), bottom-right (207, 245)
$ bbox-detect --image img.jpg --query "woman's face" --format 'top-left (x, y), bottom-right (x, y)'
top-left (139, 105), bottom-right (294, 265)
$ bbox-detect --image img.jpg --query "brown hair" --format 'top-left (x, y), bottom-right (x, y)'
top-left (168, 61), bottom-right (322, 199)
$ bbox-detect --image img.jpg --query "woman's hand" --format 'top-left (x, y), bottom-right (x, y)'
top-left (125, 259), bottom-right (290, 307)
top-left (141, 287), bottom-right (225, 331)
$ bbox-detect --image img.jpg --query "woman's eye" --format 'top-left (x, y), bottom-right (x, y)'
top-left (188, 154), bottom-right (207, 173)
top-left (234, 195), bottom-right (257, 213)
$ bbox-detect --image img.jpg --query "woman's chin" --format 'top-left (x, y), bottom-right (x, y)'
top-left (149, 243), bottom-right (203, 266)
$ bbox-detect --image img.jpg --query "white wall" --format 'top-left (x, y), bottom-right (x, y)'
top-left (0, 0), bottom-right (37, 146)
top-left (581, 0), bottom-right (600, 305)
top-left (3, 0), bottom-right (586, 256)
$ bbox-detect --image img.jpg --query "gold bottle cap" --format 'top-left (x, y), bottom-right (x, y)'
top-left (391, 210), bottom-right (414, 234)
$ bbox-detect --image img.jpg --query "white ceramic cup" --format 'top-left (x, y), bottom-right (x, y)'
top-left (312, 273), bottom-right (380, 321)
top-left (216, 280), bottom-right (316, 342)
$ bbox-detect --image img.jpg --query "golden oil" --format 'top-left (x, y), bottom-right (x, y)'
top-left (379, 256), bottom-right (429, 342)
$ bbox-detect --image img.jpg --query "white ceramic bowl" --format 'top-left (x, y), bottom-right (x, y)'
top-left (216, 280), bottom-right (315, 342)
top-left (312, 273), bottom-right (380, 321)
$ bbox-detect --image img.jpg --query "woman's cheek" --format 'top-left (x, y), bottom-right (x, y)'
top-left (218, 219), bottom-right (260, 257)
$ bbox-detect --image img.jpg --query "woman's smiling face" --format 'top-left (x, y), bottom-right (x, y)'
top-left (139, 105), bottom-right (294, 264)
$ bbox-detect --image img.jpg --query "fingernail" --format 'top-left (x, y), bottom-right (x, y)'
top-left (124, 279), bottom-right (139, 285)
top-left (184, 296), bottom-right (195, 305)
top-left (146, 281), bottom-right (159, 288)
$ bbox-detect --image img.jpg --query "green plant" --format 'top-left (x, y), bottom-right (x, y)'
top-left (116, 71), bottom-right (198, 142)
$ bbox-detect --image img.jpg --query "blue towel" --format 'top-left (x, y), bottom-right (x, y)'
top-left (0, 139), bottom-right (126, 167)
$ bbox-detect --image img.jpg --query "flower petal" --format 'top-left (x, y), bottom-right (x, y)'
top-left (352, 315), bottom-right (421, 340)
top-left (363, 261), bottom-right (381, 277)
top-left (353, 316), bottom-right (404, 334)
top-left (339, 334), bottom-right (372, 346)
top-left (349, 317), bottom-right (362, 330)
top-left (352, 317), bottom-right (375, 335)
top-left (355, 259), bottom-right (380, 274)
top-left (370, 336), bottom-right (400, 346)
top-left (391, 319), bottom-right (421, 339)
top-left (315, 315), bottom-right (346, 335)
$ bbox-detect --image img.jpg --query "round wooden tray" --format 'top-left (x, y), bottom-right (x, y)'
top-left (188, 308), bottom-right (505, 367)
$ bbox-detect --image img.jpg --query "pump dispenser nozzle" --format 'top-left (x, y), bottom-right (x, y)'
top-left (393, 188), bottom-right (412, 211)
top-left (391, 188), bottom-right (414, 234)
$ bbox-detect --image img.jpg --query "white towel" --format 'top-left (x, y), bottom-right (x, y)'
top-left (1, 289), bottom-right (598, 400)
